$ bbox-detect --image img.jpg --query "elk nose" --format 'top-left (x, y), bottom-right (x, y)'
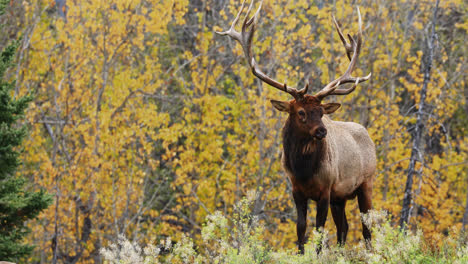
top-left (314, 127), bottom-right (327, 139)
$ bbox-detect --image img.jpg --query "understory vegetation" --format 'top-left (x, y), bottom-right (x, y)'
top-left (100, 194), bottom-right (468, 264)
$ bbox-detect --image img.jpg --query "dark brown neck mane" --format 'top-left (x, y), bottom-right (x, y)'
top-left (282, 118), bottom-right (326, 182)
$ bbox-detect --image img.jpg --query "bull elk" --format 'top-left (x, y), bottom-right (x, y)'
top-left (216, 0), bottom-right (376, 254)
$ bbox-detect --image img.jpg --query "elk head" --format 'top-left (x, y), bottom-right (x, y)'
top-left (271, 96), bottom-right (340, 139)
top-left (216, 0), bottom-right (371, 140)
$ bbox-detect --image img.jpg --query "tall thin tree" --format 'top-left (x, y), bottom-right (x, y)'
top-left (400, 0), bottom-right (440, 229)
top-left (462, 84), bottom-right (468, 231)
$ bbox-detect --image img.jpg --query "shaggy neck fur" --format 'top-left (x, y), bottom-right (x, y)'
top-left (282, 118), bottom-right (327, 182)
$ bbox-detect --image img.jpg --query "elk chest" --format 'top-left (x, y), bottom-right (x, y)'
top-left (282, 135), bottom-right (334, 202)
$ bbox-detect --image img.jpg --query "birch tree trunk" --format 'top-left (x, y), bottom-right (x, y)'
top-left (462, 73), bottom-right (468, 231)
top-left (463, 184), bottom-right (468, 231)
top-left (400, 0), bottom-right (439, 230)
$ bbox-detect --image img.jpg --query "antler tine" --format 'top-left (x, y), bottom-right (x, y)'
top-left (216, 0), bottom-right (307, 100)
top-left (333, 15), bottom-right (353, 61)
top-left (244, 0), bottom-right (259, 64)
top-left (215, 0), bottom-right (246, 41)
top-left (297, 82), bottom-right (309, 96)
top-left (244, 0), bottom-right (257, 28)
top-left (314, 7), bottom-right (372, 101)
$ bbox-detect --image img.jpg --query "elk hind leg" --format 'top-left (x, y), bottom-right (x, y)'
top-left (357, 181), bottom-right (373, 243)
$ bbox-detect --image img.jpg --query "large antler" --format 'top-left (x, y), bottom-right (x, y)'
top-left (314, 8), bottom-right (372, 101)
top-left (216, 0), bottom-right (309, 100)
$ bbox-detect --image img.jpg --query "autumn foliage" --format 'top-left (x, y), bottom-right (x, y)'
top-left (4, 0), bottom-right (467, 262)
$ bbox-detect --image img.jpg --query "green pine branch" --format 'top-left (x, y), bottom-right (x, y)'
top-left (0, 2), bottom-right (52, 262)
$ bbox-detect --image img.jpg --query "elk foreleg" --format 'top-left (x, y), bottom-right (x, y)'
top-left (293, 192), bottom-right (308, 254)
top-left (315, 192), bottom-right (330, 253)
top-left (331, 200), bottom-right (348, 245)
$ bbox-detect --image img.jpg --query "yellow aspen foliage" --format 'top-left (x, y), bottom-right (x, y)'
top-left (19, 0), bottom-right (189, 262)
top-left (13, 0), bottom-right (467, 261)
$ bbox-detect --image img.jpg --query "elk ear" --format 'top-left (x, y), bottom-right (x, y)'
top-left (322, 103), bottom-right (341, 114)
top-left (270, 99), bottom-right (291, 113)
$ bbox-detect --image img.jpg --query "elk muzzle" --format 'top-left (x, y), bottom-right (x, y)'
top-left (313, 127), bottom-right (327, 140)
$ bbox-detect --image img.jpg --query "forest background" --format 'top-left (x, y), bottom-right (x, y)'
top-left (0, 0), bottom-right (466, 263)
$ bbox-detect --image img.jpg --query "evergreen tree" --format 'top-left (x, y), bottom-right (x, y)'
top-left (0, 2), bottom-right (52, 261)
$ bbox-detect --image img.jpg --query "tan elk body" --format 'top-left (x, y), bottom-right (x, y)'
top-left (217, 0), bottom-right (376, 254)
top-left (283, 115), bottom-right (376, 201)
